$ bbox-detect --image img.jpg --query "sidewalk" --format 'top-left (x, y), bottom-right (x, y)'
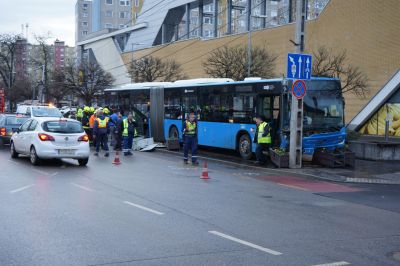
top-left (279, 160), bottom-right (400, 185)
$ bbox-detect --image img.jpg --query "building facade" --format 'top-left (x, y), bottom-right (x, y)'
top-left (75, 0), bottom-right (93, 43)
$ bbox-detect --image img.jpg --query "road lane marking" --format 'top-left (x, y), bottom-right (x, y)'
top-left (32, 168), bottom-right (51, 176)
top-left (312, 262), bottom-right (350, 266)
top-left (278, 183), bottom-right (309, 191)
top-left (71, 183), bottom-right (94, 192)
top-left (50, 172), bottom-right (59, 177)
top-left (208, 231), bottom-right (282, 255)
top-left (123, 201), bottom-right (164, 215)
top-left (10, 184), bottom-right (34, 194)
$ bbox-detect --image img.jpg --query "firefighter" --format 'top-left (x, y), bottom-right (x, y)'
top-left (183, 112), bottom-right (199, 165)
top-left (93, 109), bottom-right (110, 157)
top-left (76, 108), bottom-right (83, 122)
top-left (81, 106), bottom-right (91, 139)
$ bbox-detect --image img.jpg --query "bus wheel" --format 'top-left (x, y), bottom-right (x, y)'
top-left (169, 126), bottom-right (179, 139)
top-left (238, 134), bottom-right (253, 160)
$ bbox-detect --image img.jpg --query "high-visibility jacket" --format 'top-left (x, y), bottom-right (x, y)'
top-left (89, 115), bottom-right (96, 128)
top-left (257, 122), bottom-right (272, 144)
top-left (96, 117), bottom-right (109, 128)
top-left (122, 119), bottom-right (138, 137)
top-left (184, 120), bottom-right (197, 136)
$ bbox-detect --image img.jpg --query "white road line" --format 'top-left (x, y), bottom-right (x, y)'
top-left (32, 168), bottom-right (51, 176)
top-left (123, 201), bottom-right (164, 215)
top-left (312, 262), bottom-right (350, 266)
top-left (9, 184), bottom-right (35, 194)
top-left (50, 172), bottom-right (59, 177)
top-left (208, 231), bottom-right (282, 255)
top-left (70, 183), bottom-right (94, 192)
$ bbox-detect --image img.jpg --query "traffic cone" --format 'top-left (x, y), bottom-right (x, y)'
top-left (112, 151), bottom-right (121, 165)
top-left (200, 161), bottom-right (210, 180)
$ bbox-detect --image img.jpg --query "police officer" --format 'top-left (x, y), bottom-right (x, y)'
top-left (93, 109), bottom-right (110, 157)
top-left (122, 113), bottom-right (136, 156)
top-left (183, 112), bottom-right (199, 165)
top-left (254, 115), bottom-right (272, 165)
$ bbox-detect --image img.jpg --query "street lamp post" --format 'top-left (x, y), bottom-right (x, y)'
top-left (247, 14), bottom-right (268, 77)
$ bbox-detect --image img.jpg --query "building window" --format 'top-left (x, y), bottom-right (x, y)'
top-left (83, 12), bottom-right (88, 17)
top-left (83, 3), bottom-right (88, 9)
top-left (106, 10), bottom-right (113, 17)
top-left (190, 29), bottom-right (199, 37)
top-left (82, 31), bottom-right (88, 35)
top-left (135, 0), bottom-right (139, 7)
top-left (106, 0), bottom-right (113, 5)
top-left (203, 4), bottom-right (214, 13)
top-left (120, 0), bottom-right (130, 6)
top-left (204, 29), bottom-right (214, 37)
top-left (203, 17), bottom-right (213, 25)
top-left (82, 21), bottom-right (88, 26)
top-left (105, 23), bottom-right (113, 29)
top-left (119, 11), bottom-right (129, 19)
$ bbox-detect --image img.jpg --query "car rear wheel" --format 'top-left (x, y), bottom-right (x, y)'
top-left (30, 146), bottom-right (40, 166)
top-left (10, 142), bottom-right (18, 158)
top-left (78, 158), bottom-right (89, 166)
top-left (238, 134), bottom-right (253, 160)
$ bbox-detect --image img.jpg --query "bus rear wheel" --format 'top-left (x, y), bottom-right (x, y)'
top-left (238, 134), bottom-right (253, 160)
top-left (169, 126), bottom-right (179, 139)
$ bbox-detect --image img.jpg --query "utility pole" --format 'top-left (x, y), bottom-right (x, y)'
top-left (289, 0), bottom-right (306, 169)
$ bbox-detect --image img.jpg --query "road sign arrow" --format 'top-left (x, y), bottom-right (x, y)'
top-left (298, 57), bottom-right (303, 78)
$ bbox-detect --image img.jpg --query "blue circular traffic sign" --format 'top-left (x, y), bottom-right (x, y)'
top-left (292, 80), bottom-right (307, 99)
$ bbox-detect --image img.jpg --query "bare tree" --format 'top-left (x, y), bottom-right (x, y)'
top-left (129, 56), bottom-right (186, 82)
top-left (65, 61), bottom-right (114, 105)
top-left (48, 69), bottom-right (68, 105)
top-left (0, 33), bottom-right (22, 108)
top-left (203, 45), bottom-right (277, 81)
top-left (312, 46), bottom-right (369, 98)
top-left (7, 78), bottom-right (32, 104)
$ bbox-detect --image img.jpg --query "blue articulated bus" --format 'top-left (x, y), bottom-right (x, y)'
top-left (105, 77), bottom-right (346, 160)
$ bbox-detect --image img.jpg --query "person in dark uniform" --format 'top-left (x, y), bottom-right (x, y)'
top-left (183, 112), bottom-right (199, 165)
top-left (254, 115), bottom-right (272, 165)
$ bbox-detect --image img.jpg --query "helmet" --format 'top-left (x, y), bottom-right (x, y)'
top-left (84, 106), bottom-right (90, 112)
top-left (103, 108), bottom-right (110, 114)
top-left (90, 107), bottom-right (95, 113)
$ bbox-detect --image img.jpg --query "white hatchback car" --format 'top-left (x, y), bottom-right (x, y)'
top-left (10, 117), bottom-right (90, 166)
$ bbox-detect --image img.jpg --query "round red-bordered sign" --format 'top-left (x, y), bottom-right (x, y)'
top-left (292, 80), bottom-right (307, 99)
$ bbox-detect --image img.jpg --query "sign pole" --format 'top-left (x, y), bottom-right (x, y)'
top-left (289, 0), bottom-right (307, 169)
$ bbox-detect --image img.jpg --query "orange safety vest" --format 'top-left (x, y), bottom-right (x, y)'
top-left (89, 115), bottom-right (96, 128)
top-left (96, 117), bottom-right (109, 128)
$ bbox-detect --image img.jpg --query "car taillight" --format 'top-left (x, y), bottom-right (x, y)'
top-left (78, 135), bottom-right (89, 142)
top-left (0, 128), bottom-right (5, 136)
top-left (38, 133), bottom-right (55, 141)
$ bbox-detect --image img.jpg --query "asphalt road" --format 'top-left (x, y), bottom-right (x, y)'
top-left (0, 147), bottom-right (399, 266)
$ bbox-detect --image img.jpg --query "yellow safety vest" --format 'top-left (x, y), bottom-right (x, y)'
top-left (123, 119), bottom-right (138, 137)
top-left (96, 117), bottom-right (109, 128)
top-left (258, 122), bottom-right (271, 144)
top-left (185, 121), bottom-right (196, 136)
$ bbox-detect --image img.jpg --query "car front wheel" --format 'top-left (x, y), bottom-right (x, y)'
top-left (78, 158), bottom-right (89, 166)
top-left (10, 142), bottom-right (19, 158)
top-left (30, 146), bottom-right (40, 166)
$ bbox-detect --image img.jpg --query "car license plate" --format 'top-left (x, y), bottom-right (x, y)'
top-left (58, 149), bottom-right (75, 155)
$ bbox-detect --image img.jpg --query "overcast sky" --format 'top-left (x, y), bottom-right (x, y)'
top-left (0, 0), bottom-right (75, 46)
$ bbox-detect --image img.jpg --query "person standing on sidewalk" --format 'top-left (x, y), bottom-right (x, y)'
top-left (93, 109), bottom-right (110, 157)
top-left (122, 113), bottom-right (136, 156)
top-left (183, 112), bottom-right (199, 165)
top-left (253, 115), bottom-right (272, 165)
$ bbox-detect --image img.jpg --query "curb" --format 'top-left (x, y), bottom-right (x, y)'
top-left (156, 148), bottom-right (400, 185)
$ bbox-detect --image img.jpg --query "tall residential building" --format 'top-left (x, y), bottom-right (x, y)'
top-left (75, 0), bottom-right (93, 43)
top-left (75, 0), bottom-right (145, 44)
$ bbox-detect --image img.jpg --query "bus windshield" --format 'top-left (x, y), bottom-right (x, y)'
top-left (303, 81), bottom-right (344, 133)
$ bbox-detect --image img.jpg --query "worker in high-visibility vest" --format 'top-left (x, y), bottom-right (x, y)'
top-left (183, 112), bottom-right (199, 165)
top-left (93, 109), bottom-right (110, 157)
top-left (82, 106), bottom-right (91, 141)
top-left (122, 113), bottom-right (137, 156)
top-left (76, 108), bottom-right (83, 122)
top-left (254, 115), bottom-right (272, 165)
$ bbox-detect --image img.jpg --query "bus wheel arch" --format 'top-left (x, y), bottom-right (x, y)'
top-left (169, 125), bottom-right (180, 139)
top-left (237, 131), bottom-right (253, 160)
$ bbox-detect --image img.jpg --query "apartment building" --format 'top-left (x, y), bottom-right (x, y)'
top-left (75, 0), bottom-right (93, 43)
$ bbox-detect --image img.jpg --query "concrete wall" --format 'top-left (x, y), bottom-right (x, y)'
top-left (121, 0), bottom-right (400, 121)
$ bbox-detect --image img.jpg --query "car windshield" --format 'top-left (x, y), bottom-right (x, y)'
top-left (32, 107), bottom-right (62, 117)
top-left (42, 120), bottom-right (84, 134)
top-left (6, 116), bottom-right (29, 125)
top-left (303, 81), bottom-right (344, 133)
